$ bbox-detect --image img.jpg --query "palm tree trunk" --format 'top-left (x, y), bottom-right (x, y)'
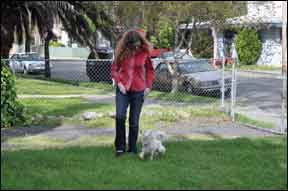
top-left (24, 3), bottom-right (32, 53)
top-left (44, 30), bottom-right (52, 78)
top-left (1, 32), bottom-right (14, 58)
top-left (1, 46), bottom-right (12, 58)
top-left (44, 39), bottom-right (51, 78)
top-left (25, 35), bottom-right (31, 53)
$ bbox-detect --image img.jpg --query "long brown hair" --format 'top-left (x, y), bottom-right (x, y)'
top-left (114, 30), bottom-right (152, 65)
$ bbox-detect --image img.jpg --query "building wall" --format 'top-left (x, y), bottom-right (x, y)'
top-left (10, 43), bottom-right (90, 59)
top-left (217, 32), bottom-right (225, 59)
top-left (247, 1), bottom-right (282, 20)
top-left (36, 46), bottom-right (90, 59)
top-left (49, 47), bottom-right (90, 59)
top-left (219, 28), bottom-right (282, 66)
top-left (256, 28), bottom-right (282, 66)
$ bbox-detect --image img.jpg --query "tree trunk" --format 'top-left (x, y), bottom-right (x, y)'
top-left (169, 18), bottom-right (178, 93)
top-left (25, 35), bottom-right (31, 53)
top-left (1, 46), bottom-right (12, 58)
top-left (187, 32), bottom-right (193, 52)
top-left (142, 1), bottom-right (145, 22)
top-left (24, 3), bottom-right (32, 53)
top-left (175, 22), bottom-right (190, 52)
top-left (177, 21), bottom-right (196, 59)
top-left (44, 38), bottom-right (51, 78)
top-left (44, 30), bottom-right (53, 78)
top-left (165, 61), bottom-right (179, 93)
top-left (173, 18), bottom-right (179, 55)
top-left (211, 26), bottom-right (218, 68)
top-left (1, 33), bottom-right (14, 58)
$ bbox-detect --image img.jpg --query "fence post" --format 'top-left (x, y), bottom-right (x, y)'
top-left (281, 75), bottom-right (287, 133)
top-left (230, 60), bottom-right (236, 121)
top-left (281, 1), bottom-right (287, 133)
top-left (233, 64), bottom-right (237, 122)
top-left (221, 57), bottom-right (225, 109)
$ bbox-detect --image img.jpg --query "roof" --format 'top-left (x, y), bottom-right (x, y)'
top-left (180, 1), bottom-right (283, 30)
top-left (14, 52), bottom-right (38, 55)
top-left (225, 15), bottom-right (282, 28)
top-left (180, 16), bottom-right (282, 30)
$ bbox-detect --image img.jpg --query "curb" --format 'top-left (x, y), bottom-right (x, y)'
top-left (237, 122), bottom-right (287, 135)
top-left (239, 70), bottom-right (282, 75)
top-left (236, 70), bottom-right (286, 80)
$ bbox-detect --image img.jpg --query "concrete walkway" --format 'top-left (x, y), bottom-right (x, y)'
top-left (2, 93), bottom-right (283, 151)
top-left (1, 117), bottom-right (280, 151)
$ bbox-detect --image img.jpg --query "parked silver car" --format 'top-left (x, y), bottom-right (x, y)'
top-left (152, 51), bottom-right (194, 69)
top-left (9, 52), bottom-right (51, 74)
top-left (153, 60), bottom-right (232, 96)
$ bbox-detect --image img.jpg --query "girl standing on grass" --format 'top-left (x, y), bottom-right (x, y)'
top-left (111, 29), bottom-right (154, 157)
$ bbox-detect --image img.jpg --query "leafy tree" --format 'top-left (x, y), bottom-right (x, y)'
top-left (150, 19), bottom-right (175, 49)
top-left (1, 1), bottom-right (113, 77)
top-left (190, 30), bottom-right (213, 58)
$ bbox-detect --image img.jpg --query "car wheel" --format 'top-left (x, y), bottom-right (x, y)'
top-left (185, 83), bottom-right (194, 94)
top-left (225, 88), bottom-right (231, 98)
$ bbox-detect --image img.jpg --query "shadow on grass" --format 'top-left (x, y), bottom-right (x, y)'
top-left (148, 91), bottom-right (218, 104)
top-left (2, 99), bottom-right (112, 143)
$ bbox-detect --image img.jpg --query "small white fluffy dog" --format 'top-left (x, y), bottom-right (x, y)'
top-left (139, 130), bottom-right (166, 160)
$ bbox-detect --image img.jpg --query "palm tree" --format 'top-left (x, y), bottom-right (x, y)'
top-left (1, 1), bottom-right (114, 78)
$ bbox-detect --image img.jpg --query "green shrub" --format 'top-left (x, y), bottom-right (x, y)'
top-left (1, 62), bottom-right (26, 128)
top-left (235, 29), bottom-right (262, 65)
top-left (150, 35), bottom-right (159, 48)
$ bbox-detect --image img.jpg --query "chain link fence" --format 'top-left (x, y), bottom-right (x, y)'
top-left (3, 57), bottom-right (232, 102)
top-left (2, 57), bottom-right (287, 134)
top-left (231, 66), bottom-right (287, 134)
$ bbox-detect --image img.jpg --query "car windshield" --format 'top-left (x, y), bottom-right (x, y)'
top-left (20, 53), bottom-right (42, 61)
top-left (162, 52), bottom-right (193, 59)
top-left (98, 52), bottom-right (113, 59)
top-left (177, 61), bottom-right (215, 74)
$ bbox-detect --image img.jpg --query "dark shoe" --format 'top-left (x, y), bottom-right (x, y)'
top-left (115, 150), bottom-right (125, 157)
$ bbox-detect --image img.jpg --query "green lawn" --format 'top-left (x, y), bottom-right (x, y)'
top-left (16, 76), bottom-right (217, 104)
top-left (18, 97), bottom-right (276, 131)
top-left (15, 77), bottom-right (277, 130)
top-left (16, 77), bottom-right (113, 95)
top-left (1, 137), bottom-right (286, 190)
top-left (148, 91), bottom-right (218, 104)
top-left (18, 98), bottom-right (113, 128)
top-left (21, 98), bottom-right (111, 117)
top-left (18, 98), bottom-right (225, 129)
top-left (235, 113), bottom-right (275, 129)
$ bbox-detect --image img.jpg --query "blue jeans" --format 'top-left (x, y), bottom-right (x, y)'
top-left (115, 87), bottom-right (144, 153)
